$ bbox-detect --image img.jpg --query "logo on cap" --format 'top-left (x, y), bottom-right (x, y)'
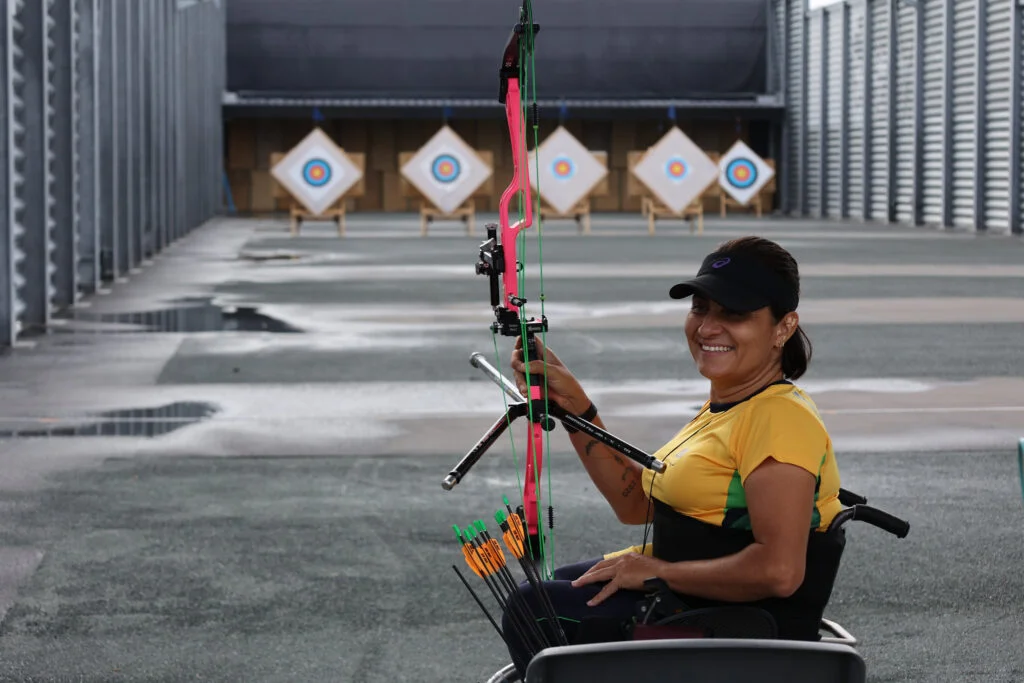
top-left (711, 258), bottom-right (731, 269)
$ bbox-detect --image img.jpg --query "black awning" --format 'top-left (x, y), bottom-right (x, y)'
top-left (226, 0), bottom-right (770, 101)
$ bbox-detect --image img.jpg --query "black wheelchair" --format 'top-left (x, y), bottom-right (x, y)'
top-left (484, 488), bottom-right (910, 683)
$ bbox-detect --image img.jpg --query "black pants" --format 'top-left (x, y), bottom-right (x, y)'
top-left (501, 557), bottom-right (648, 676)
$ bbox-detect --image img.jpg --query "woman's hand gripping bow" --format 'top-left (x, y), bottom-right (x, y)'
top-left (510, 337), bottom-right (591, 417)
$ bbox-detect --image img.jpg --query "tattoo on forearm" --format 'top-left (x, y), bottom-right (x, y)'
top-left (584, 440), bottom-right (599, 457)
top-left (621, 478), bottom-right (638, 497)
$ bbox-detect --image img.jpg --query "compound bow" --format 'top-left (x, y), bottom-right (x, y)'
top-left (442, 0), bottom-right (664, 579)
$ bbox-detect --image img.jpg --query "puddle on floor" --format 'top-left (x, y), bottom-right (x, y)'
top-left (0, 401), bottom-right (219, 438)
top-left (54, 298), bottom-right (303, 334)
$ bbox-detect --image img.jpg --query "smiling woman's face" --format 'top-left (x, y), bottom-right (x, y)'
top-left (685, 294), bottom-right (791, 394)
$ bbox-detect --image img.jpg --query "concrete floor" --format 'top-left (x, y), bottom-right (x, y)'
top-left (0, 213), bottom-right (1022, 682)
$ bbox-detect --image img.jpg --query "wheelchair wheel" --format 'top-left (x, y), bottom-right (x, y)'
top-left (485, 663), bottom-right (521, 683)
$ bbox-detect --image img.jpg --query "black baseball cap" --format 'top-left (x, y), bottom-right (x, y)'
top-left (669, 250), bottom-right (799, 313)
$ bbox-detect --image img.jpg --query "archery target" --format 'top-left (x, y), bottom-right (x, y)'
top-left (271, 128), bottom-right (363, 216)
top-left (718, 140), bottom-right (774, 206)
top-left (631, 127), bottom-right (717, 214)
top-left (527, 126), bottom-right (608, 215)
top-left (401, 126), bottom-right (492, 215)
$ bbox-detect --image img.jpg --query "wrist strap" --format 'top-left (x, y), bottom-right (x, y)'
top-left (563, 402), bottom-right (598, 434)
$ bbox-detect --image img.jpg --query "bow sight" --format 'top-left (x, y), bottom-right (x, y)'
top-left (475, 225), bottom-right (548, 341)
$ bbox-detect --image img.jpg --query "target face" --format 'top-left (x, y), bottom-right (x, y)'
top-left (665, 157), bottom-right (689, 181)
top-left (631, 127), bottom-right (717, 214)
top-left (431, 154), bottom-right (461, 184)
top-left (400, 126), bottom-right (492, 214)
top-left (725, 159), bottom-right (757, 189)
top-left (270, 128), bottom-right (362, 216)
top-left (718, 140), bottom-right (773, 206)
top-left (303, 159), bottom-right (332, 187)
top-left (526, 126), bottom-right (608, 215)
top-left (552, 156), bottom-right (576, 180)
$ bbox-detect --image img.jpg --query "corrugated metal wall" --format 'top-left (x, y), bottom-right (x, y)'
top-left (0, 0), bottom-right (225, 349)
top-left (777, 0), bottom-right (1023, 235)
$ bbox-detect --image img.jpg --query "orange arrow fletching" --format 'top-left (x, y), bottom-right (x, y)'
top-left (503, 529), bottom-right (525, 559)
top-left (462, 544), bottom-right (486, 578)
top-left (486, 538), bottom-right (507, 568)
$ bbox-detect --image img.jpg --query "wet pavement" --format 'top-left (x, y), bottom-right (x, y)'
top-left (0, 213), bottom-right (1022, 682)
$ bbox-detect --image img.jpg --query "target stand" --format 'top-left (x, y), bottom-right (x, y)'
top-left (628, 151), bottom-right (706, 235)
top-left (535, 151), bottom-right (610, 235)
top-left (398, 150), bottom-right (495, 236)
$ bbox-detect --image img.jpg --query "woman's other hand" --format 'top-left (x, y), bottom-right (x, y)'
top-left (571, 553), bottom-right (668, 606)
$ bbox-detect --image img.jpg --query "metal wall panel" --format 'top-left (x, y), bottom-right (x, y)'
top-left (893, 2), bottom-right (916, 224)
top-left (0, 0), bottom-right (226, 349)
top-left (14, 0), bottom-right (51, 335)
top-left (983, 0), bottom-right (1012, 232)
top-left (951, 0), bottom-right (978, 228)
top-left (868, 0), bottom-right (891, 221)
top-left (1, 1), bottom-right (16, 346)
top-left (785, 0), bottom-right (805, 214)
top-left (825, 6), bottom-right (845, 217)
top-left (921, 0), bottom-right (945, 226)
top-left (1016, 0), bottom-right (1023, 234)
top-left (846, 0), bottom-right (867, 220)
top-left (76, 0), bottom-right (100, 292)
top-left (806, 12), bottom-right (823, 216)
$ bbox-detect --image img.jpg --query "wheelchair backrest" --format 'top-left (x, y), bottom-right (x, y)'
top-left (524, 639), bottom-right (866, 683)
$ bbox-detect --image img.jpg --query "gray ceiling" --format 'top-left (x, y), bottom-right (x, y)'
top-left (226, 0), bottom-right (770, 101)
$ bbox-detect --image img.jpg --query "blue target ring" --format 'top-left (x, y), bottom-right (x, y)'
top-left (726, 158), bottom-right (758, 189)
top-left (302, 159), bottom-right (332, 187)
top-left (431, 154), bottom-right (461, 184)
top-left (664, 157), bottom-right (689, 181)
top-left (551, 156), bottom-right (576, 180)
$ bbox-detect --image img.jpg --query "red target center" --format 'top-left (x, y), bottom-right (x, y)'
top-left (555, 161), bottom-right (571, 175)
top-left (310, 166), bottom-right (324, 179)
top-left (734, 167), bottom-right (749, 180)
top-left (439, 162), bottom-right (454, 175)
top-left (669, 162), bottom-right (685, 176)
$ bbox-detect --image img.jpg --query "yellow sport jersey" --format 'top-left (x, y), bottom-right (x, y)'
top-left (609, 381), bottom-right (842, 557)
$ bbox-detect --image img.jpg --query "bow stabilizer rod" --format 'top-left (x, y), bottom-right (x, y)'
top-left (447, 353), bottom-right (667, 485)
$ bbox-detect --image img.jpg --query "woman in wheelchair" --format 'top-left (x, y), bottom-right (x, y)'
top-left (505, 236), bottom-right (846, 675)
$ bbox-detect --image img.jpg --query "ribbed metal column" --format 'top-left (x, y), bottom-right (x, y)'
top-left (862, 0), bottom-right (874, 221)
top-left (16, 0), bottom-right (51, 333)
top-left (800, 1), bottom-right (810, 215)
top-left (76, 0), bottom-right (100, 293)
top-left (886, 0), bottom-right (898, 222)
top-left (1011, 0), bottom-right (1022, 235)
top-left (1, 0), bottom-right (16, 345)
top-left (941, 0), bottom-right (955, 228)
top-left (51, 0), bottom-right (78, 308)
top-left (973, 0), bottom-right (987, 231)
